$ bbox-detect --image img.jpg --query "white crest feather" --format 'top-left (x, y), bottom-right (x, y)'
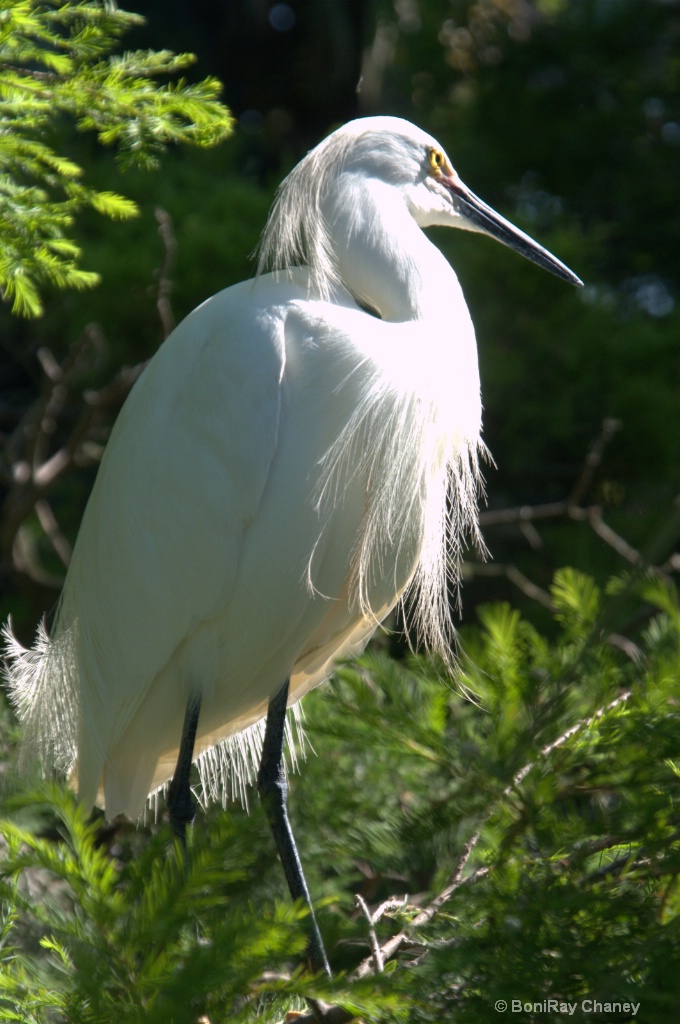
top-left (257, 128), bottom-right (356, 299)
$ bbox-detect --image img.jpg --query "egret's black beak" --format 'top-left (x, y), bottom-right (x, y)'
top-left (442, 175), bottom-right (583, 288)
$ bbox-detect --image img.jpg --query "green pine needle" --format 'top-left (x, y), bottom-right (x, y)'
top-left (0, 0), bottom-right (233, 318)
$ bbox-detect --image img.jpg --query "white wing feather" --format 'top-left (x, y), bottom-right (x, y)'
top-left (7, 277), bottom-right (287, 812)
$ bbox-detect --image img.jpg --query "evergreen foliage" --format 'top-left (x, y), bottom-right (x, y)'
top-left (0, 0), bottom-right (232, 317)
top-left (1, 569), bottom-right (679, 1022)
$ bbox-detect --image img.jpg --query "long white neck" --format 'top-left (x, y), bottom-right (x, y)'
top-left (321, 175), bottom-right (464, 324)
top-left (319, 173), bottom-right (482, 448)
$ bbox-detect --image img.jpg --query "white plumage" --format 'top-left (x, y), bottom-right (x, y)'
top-left (3, 116), bottom-right (580, 820)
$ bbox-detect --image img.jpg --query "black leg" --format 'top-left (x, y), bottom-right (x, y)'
top-left (167, 694), bottom-right (202, 849)
top-left (257, 680), bottom-right (331, 977)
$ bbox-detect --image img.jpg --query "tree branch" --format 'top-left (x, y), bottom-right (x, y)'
top-left (154, 207), bottom-right (177, 339)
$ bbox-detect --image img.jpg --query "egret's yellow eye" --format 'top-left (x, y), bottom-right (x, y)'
top-left (428, 148), bottom-right (445, 172)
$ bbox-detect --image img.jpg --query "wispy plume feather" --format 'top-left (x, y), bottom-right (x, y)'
top-left (310, 355), bottom-right (488, 666)
top-left (257, 128), bottom-right (362, 300)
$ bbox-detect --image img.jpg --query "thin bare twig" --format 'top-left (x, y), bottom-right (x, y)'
top-left (351, 848), bottom-right (489, 983)
top-left (2, 329), bottom-right (148, 589)
top-left (34, 499), bottom-right (72, 567)
top-left (371, 896), bottom-right (408, 923)
top-left (474, 418), bottom-right (655, 576)
top-left (568, 417), bottom-right (622, 506)
top-left (467, 420), bottom-right (680, 644)
top-left (154, 207), bottom-right (177, 339)
top-left (509, 690), bottom-right (633, 793)
top-left (284, 861), bottom-right (492, 1024)
top-left (354, 894), bottom-right (383, 972)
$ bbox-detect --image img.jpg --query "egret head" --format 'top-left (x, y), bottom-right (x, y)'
top-left (411, 138), bottom-right (583, 288)
top-left (258, 116), bottom-right (582, 298)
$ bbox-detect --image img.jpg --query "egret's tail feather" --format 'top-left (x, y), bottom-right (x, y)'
top-left (191, 701), bottom-right (305, 813)
top-left (2, 618), bottom-right (78, 780)
top-left (3, 616), bottom-right (307, 821)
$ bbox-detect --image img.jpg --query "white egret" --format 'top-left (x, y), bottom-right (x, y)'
top-left (4, 116), bottom-right (581, 974)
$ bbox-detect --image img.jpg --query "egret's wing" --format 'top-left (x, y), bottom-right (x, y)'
top-left (58, 282), bottom-right (287, 804)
